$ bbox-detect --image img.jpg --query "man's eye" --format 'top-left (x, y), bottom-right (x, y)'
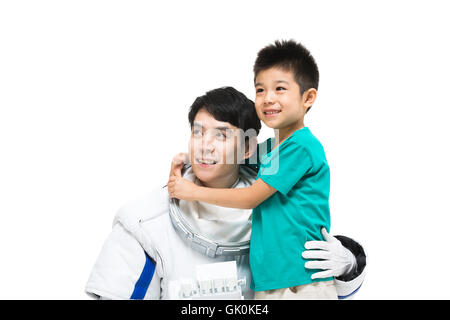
top-left (192, 129), bottom-right (202, 136)
top-left (216, 132), bottom-right (226, 139)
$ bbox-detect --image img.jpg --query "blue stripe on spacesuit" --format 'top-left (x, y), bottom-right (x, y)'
top-left (130, 253), bottom-right (155, 299)
top-left (337, 282), bottom-right (363, 300)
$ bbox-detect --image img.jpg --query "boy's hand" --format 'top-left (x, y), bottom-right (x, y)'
top-left (169, 152), bottom-right (189, 178)
top-left (167, 175), bottom-right (199, 202)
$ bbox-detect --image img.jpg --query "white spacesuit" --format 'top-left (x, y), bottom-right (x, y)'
top-left (85, 165), bottom-right (366, 300)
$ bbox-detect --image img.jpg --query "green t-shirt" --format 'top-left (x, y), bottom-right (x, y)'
top-left (249, 127), bottom-right (333, 291)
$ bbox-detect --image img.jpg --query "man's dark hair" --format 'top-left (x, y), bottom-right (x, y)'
top-left (188, 86), bottom-right (261, 138)
top-left (253, 39), bottom-right (319, 95)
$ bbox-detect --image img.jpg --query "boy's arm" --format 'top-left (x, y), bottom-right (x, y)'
top-left (168, 176), bottom-right (276, 209)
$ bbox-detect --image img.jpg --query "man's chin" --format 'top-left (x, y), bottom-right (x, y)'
top-left (191, 162), bottom-right (240, 188)
top-left (191, 163), bottom-right (232, 186)
top-left (191, 163), bottom-right (217, 179)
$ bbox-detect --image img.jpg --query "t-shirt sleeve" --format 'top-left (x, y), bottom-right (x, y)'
top-left (258, 141), bottom-right (313, 195)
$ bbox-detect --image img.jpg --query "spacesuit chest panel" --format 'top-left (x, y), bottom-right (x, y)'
top-left (139, 213), bottom-right (253, 299)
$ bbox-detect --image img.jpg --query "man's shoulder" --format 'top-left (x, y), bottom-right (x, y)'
top-left (114, 186), bottom-right (170, 233)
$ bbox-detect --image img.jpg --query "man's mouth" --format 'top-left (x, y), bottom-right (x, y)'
top-left (196, 158), bottom-right (218, 166)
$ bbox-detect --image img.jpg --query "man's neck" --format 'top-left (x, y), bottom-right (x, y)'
top-left (199, 168), bottom-right (240, 189)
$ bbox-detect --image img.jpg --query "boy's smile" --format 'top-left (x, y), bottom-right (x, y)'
top-left (263, 106), bottom-right (282, 117)
top-left (254, 67), bottom-right (316, 143)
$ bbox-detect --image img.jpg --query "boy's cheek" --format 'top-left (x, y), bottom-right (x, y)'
top-left (254, 107), bottom-right (264, 119)
top-left (254, 97), bottom-right (264, 108)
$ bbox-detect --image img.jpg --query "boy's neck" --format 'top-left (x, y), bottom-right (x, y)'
top-left (274, 120), bottom-right (305, 148)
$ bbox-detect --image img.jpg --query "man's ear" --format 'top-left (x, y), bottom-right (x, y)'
top-left (244, 136), bottom-right (258, 160)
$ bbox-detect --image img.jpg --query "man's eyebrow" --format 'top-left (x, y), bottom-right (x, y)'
top-left (193, 122), bottom-right (231, 131)
top-left (214, 126), bottom-right (232, 131)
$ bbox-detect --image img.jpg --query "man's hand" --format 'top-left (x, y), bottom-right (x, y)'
top-left (167, 175), bottom-right (199, 202)
top-left (302, 227), bottom-right (356, 279)
top-left (169, 152), bottom-right (189, 179)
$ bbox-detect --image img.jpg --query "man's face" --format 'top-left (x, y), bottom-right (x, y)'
top-left (189, 108), bottom-right (246, 188)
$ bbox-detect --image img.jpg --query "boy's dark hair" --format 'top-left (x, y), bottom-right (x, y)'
top-left (253, 39), bottom-right (320, 95)
top-left (188, 87), bottom-right (261, 138)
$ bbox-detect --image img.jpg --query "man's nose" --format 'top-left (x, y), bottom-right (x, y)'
top-left (201, 133), bottom-right (215, 152)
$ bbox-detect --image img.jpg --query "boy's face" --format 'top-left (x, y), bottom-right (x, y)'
top-left (189, 108), bottom-right (251, 188)
top-left (254, 67), bottom-right (313, 132)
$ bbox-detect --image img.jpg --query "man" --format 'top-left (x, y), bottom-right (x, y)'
top-left (85, 87), bottom-right (366, 299)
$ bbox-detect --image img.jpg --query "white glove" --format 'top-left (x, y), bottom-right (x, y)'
top-left (302, 227), bottom-right (356, 280)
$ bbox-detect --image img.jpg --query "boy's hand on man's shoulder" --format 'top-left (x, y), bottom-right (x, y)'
top-left (167, 175), bottom-right (198, 202)
top-left (168, 152), bottom-right (198, 201)
top-left (169, 152), bottom-right (189, 178)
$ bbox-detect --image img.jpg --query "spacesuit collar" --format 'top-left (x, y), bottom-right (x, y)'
top-left (168, 165), bottom-right (257, 257)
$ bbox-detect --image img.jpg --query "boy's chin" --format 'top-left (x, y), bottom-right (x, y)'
top-left (261, 119), bottom-right (280, 128)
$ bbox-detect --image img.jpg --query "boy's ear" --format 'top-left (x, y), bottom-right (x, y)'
top-left (303, 88), bottom-right (317, 110)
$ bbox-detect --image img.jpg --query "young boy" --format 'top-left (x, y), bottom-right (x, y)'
top-left (168, 40), bottom-right (337, 299)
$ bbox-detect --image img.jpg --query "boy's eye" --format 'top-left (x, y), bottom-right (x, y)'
top-left (256, 88), bottom-right (264, 93)
top-left (276, 86), bottom-right (286, 91)
top-left (192, 129), bottom-right (202, 136)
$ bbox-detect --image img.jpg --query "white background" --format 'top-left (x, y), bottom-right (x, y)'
top-left (1, 0), bottom-right (449, 299)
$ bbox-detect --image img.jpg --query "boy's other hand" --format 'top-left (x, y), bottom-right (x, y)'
top-left (167, 175), bottom-right (198, 202)
top-left (169, 152), bottom-right (189, 178)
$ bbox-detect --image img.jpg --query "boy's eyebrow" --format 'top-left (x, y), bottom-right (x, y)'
top-left (254, 80), bottom-right (290, 87)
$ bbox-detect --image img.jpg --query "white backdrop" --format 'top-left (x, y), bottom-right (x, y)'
top-left (1, 0), bottom-right (449, 299)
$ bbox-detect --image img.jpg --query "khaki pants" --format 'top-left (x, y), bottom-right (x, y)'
top-left (254, 280), bottom-right (338, 300)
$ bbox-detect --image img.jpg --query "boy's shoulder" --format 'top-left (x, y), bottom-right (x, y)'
top-left (289, 127), bottom-right (325, 153)
top-left (245, 128), bottom-right (325, 167)
top-left (283, 128), bottom-right (327, 167)
top-left (290, 127), bottom-right (319, 144)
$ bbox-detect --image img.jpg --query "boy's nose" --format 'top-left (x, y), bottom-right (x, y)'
top-left (263, 90), bottom-right (275, 104)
